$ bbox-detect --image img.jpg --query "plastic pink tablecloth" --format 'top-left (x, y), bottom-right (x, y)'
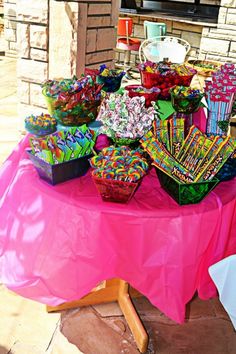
top-left (0, 136), bottom-right (236, 323)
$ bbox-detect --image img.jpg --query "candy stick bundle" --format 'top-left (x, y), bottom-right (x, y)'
top-left (140, 125), bottom-right (236, 184)
top-left (205, 63), bottom-right (236, 135)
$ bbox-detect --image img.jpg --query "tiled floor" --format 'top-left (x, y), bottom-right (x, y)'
top-left (0, 55), bottom-right (236, 354)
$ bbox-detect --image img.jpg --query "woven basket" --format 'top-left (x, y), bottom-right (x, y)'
top-left (187, 60), bottom-right (221, 77)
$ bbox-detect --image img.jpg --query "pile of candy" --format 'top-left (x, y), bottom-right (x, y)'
top-left (141, 124), bottom-right (236, 184)
top-left (90, 146), bottom-right (149, 182)
top-left (29, 124), bottom-right (97, 164)
top-left (139, 61), bottom-right (196, 98)
top-left (97, 92), bottom-right (157, 142)
top-left (125, 85), bottom-right (160, 107)
top-left (170, 86), bottom-right (203, 114)
top-left (42, 75), bottom-right (103, 125)
top-left (96, 64), bottom-right (125, 92)
top-left (25, 113), bottom-right (57, 136)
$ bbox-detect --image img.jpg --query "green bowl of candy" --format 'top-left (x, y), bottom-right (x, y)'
top-left (156, 168), bottom-right (219, 205)
top-left (53, 99), bottom-right (101, 126)
top-left (170, 86), bottom-right (203, 114)
top-left (42, 76), bottom-right (103, 126)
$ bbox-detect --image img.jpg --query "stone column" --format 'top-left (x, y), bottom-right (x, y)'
top-left (16, 0), bottom-right (119, 117)
top-left (3, 0), bottom-right (17, 57)
top-left (16, 0), bottom-right (49, 117)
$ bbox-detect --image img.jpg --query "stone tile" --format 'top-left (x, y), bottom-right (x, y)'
top-left (60, 307), bottom-right (139, 354)
top-left (144, 317), bottom-right (236, 354)
top-left (186, 295), bottom-right (216, 320)
top-left (211, 297), bottom-right (231, 321)
top-left (0, 285), bottom-right (60, 353)
top-left (92, 301), bottom-right (123, 317)
top-left (47, 321), bottom-right (83, 354)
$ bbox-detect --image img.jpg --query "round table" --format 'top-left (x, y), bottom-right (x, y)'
top-left (0, 136), bottom-right (236, 326)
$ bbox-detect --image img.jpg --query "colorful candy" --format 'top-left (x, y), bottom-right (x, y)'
top-left (25, 113), bottom-right (57, 136)
top-left (97, 92), bottom-right (157, 141)
top-left (90, 146), bottom-right (149, 183)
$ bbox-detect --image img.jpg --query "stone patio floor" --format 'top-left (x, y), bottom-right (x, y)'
top-left (0, 54), bottom-right (236, 354)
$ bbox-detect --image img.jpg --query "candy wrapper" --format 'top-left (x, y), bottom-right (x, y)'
top-left (153, 119), bottom-right (170, 152)
top-left (29, 125), bottom-right (97, 164)
top-left (169, 118), bottom-right (185, 157)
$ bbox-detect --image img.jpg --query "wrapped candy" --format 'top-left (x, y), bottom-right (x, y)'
top-left (96, 92), bottom-right (157, 144)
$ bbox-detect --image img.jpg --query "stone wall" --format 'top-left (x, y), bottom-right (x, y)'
top-left (11, 0), bottom-right (118, 116)
top-left (199, 0), bottom-right (236, 62)
top-left (3, 0), bottom-right (17, 56)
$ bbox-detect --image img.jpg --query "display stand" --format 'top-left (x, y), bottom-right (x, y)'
top-left (47, 278), bottom-right (148, 353)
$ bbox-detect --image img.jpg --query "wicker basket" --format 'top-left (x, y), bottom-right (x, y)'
top-left (92, 175), bottom-right (139, 203)
top-left (187, 60), bottom-right (221, 77)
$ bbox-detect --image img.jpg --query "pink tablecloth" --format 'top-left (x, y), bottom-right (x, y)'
top-left (0, 136), bottom-right (236, 323)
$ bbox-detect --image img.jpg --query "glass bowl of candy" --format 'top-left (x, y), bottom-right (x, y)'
top-left (124, 85), bottom-right (160, 107)
top-left (170, 86), bottom-right (204, 114)
top-left (24, 113), bottom-right (57, 136)
top-left (41, 76), bottom-right (103, 126)
top-left (85, 65), bottom-right (125, 93)
top-left (53, 99), bottom-right (101, 126)
top-left (96, 69), bottom-right (125, 93)
top-left (139, 62), bottom-right (196, 100)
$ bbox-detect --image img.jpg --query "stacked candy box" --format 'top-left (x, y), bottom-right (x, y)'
top-left (90, 146), bottom-right (149, 203)
top-left (138, 61), bottom-right (196, 99)
top-left (140, 121), bottom-right (236, 205)
top-left (25, 113), bottom-right (57, 137)
top-left (27, 125), bottom-right (96, 185)
top-left (42, 75), bottom-right (103, 126)
top-left (96, 91), bottom-right (158, 147)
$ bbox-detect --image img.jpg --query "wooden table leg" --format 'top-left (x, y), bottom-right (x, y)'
top-left (46, 278), bottom-right (148, 353)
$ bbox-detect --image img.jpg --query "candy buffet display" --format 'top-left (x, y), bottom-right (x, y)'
top-left (21, 57), bottom-right (236, 204)
top-left (96, 92), bottom-right (157, 146)
top-left (42, 75), bottom-right (103, 126)
top-left (90, 146), bottom-right (149, 203)
top-left (25, 113), bottom-right (57, 136)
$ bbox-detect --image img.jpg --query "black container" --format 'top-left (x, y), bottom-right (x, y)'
top-left (26, 150), bottom-right (92, 185)
top-left (156, 168), bottom-right (219, 205)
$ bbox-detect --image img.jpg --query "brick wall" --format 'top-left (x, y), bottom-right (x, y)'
top-left (199, 0), bottom-right (236, 62)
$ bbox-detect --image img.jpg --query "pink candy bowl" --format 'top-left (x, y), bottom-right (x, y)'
top-left (140, 67), bottom-right (197, 99)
